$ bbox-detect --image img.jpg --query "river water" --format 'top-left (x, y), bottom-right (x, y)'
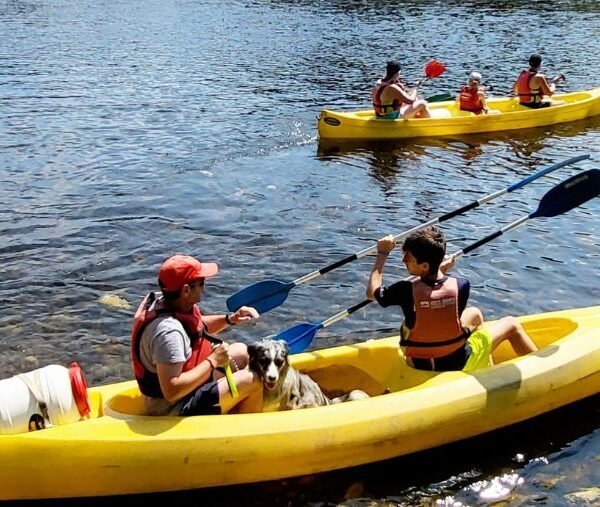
top-left (1, 0), bottom-right (599, 505)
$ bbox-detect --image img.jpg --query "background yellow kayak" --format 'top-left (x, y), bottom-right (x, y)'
top-left (318, 89), bottom-right (600, 140)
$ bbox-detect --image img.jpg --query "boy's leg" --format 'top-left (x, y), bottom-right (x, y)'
top-left (461, 306), bottom-right (484, 331)
top-left (489, 316), bottom-right (537, 356)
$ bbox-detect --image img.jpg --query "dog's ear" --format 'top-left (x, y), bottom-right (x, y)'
top-left (277, 340), bottom-right (289, 357)
top-left (247, 342), bottom-right (258, 359)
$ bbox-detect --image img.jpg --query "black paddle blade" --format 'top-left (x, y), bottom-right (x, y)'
top-left (531, 169), bottom-right (600, 218)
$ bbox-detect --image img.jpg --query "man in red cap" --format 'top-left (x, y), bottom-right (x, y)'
top-left (131, 255), bottom-right (263, 416)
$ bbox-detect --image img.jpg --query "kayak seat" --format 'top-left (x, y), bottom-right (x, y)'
top-left (302, 364), bottom-right (387, 397)
top-left (107, 386), bottom-right (146, 416)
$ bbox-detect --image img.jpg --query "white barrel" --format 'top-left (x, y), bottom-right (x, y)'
top-left (0, 363), bottom-right (90, 435)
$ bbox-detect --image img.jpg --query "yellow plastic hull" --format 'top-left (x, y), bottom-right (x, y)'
top-left (317, 88), bottom-right (600, 140)
top-left (2, 305), bottom-right (600, 500)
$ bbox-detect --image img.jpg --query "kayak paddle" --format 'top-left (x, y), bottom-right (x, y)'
top-left (427, 83), bottom-right (493, 104)
top-left (282, 168), bottom-right (600, 354)
top-left (415, 59), bottom-right (446, 88)
top-left (426, 92), bottom-right (454, 103)
top-left (226, 154), bottom-right (590, 314)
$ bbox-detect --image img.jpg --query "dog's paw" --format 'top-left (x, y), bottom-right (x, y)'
top-left (330, 389), bottom-right (369, 404)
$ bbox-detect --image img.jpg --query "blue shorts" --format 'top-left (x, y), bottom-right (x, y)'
top-left (376, 110), bottom-right (401, 119)
top-left (178, 379), bottom-right (221, 416)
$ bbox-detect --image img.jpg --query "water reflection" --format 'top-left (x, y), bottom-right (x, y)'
top-left (317, 115), bottom-right (600, 189)
top-left (2, 0), bottom-right (600, 504)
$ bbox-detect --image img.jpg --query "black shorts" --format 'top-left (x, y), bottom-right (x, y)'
top-left (178, 379), bottom-right (221, 416)
top-left (520, 101), bottom-right (551, 109)
top-left (409, 343), bottom-right (472, 372)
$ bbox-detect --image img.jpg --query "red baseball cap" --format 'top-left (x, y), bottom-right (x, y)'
top-left (158, 255), bottom-right (219, 292)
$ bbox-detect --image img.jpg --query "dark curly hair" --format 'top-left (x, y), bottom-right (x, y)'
top-left (402, 226), bottom-right (446, 275)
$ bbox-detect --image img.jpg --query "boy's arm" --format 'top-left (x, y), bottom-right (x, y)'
top-left (366, 235), bottom-right (395, 300)
top-left (440, 253), bottom-right (457, 274)
top-left (478, 90), bottom-right (489, 112)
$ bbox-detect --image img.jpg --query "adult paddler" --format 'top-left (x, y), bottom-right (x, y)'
top-left (513, 53), bottom-right (565, 108)
top-left (371, 60), bottom-right (431, 119)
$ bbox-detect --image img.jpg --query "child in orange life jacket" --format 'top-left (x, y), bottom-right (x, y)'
top-left (131, 255), bottom-right (264, 416)
top-left (457, 71), bottom-right (491, 114)
top-left (366, 227), bottom-right (537, 372)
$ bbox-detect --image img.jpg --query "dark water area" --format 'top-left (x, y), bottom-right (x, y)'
top-left (1, 0), bottom-right (599, 504)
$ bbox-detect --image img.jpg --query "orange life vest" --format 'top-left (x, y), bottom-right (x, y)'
top-left (400, 277), bottom-right (467, 359)
top-left (516, 69), bottom-right (542, 104)
top-left (372, 80), bottom-right (401, 116)
top-left (459, 85), bottom-right (484, 113)
top-left (131, 292), bottom-right (212, 398)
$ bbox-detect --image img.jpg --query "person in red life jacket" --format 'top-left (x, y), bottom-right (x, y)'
top-left (365, 227), bottom-right (537, 372)
top-left (131, 254), bottom-right (263, 416)
top-left (457, 71), bottom-right (490, 114)
top-left (513, 53), bottom-right (565, 109)
top-left (371, 60), bottom-right (431, 120)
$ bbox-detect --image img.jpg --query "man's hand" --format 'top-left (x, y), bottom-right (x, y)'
top-left (210, 343), bottom-right (231, 368)
top-left (230, 306), bottom-right (259, 325)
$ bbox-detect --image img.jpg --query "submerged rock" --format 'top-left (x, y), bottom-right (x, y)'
top-left (564, 487), bottom-right (600, 504)
top-left (99, 293), bottom-right (131, 310)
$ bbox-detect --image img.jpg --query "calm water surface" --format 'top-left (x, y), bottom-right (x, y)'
top-left (1, 0), bottom-right (600, 505)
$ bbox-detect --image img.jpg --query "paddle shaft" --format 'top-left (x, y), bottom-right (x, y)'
top-left (316, 215), bottom-right (531, 332)
top-left (288, 168), bottom-right (600, 347)
top-left (302, 215), bottom-right (565, 335)
top-left (292, 154), bottom-right (590, 288)
top-left (206, 335), bottom-right (239, 398)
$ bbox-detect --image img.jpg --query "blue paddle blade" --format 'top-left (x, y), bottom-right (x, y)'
top-left (226, 279), bottom-right (295, 314)
top-left (531, 169), bottom-right (600, 218)
top-left (276, 322), bottom-right (323, 354)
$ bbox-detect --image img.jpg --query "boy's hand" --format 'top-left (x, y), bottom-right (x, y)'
top-left (440, 253), bottom-right (457, 274)
top-left (377, 235), bottom-right (396, 255)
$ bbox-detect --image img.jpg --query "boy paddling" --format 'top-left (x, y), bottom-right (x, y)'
top-left (366, 227), bottom-right (537, 372)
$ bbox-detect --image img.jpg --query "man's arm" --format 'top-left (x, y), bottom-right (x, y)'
top-left (203, 306), bottom-right (259, 334)
top-left (391, 84), bottom-right (415, 104)
top-left (156, 344), bottom-right (229, 402)
top-left (536, 75), bottom-right (555, 96)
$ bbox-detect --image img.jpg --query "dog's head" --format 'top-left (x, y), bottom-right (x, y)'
top-left (247, 339), bottom-right (290, 391)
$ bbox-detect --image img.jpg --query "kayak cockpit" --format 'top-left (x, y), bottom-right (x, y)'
top-left (492, 317), bottom-right (577, 363)
top-left (103, 317), bottom-right (577, 416)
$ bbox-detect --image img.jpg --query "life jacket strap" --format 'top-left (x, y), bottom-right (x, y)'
top-left (400, 329), bottom-right (469, 348)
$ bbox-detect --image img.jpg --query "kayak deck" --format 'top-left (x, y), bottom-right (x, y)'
top-left (2, 306), bottom-right (598, 500)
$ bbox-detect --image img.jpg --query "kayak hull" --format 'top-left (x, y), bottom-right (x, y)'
top-left (1, 305), bottom-right (600, 500)
top-left (317, 88), bottom-right (600, 140)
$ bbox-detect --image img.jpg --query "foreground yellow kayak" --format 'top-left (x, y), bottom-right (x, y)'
top-left (317, 88), bottom-right (600, 140)
top-left (2, 305), bottom-right (600, 500)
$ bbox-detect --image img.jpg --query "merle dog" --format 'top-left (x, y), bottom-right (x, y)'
top-left (248, 338), bottom-right (369, 411)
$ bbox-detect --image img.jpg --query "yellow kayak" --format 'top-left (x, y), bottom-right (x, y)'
top-left (2, 305), bottom-right (600, 500)
top-left (317, 88), bottom-right (600, 140)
